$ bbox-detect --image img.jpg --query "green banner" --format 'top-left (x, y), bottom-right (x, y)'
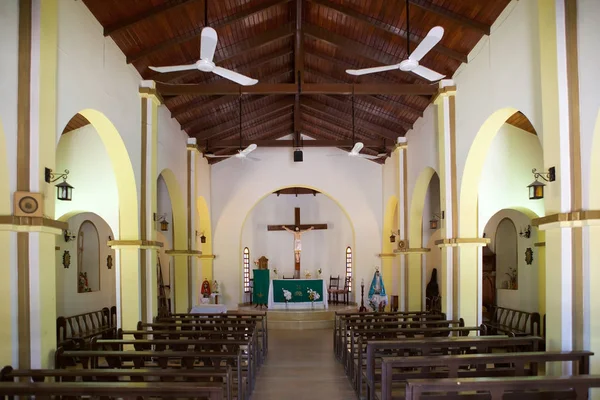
top-left (273, 279), bottom-right (324, 303)
top-left (252, 269), bottom-right (269, 305)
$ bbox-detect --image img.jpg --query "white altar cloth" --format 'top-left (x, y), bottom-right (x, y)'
top-left (190, 304), bottom-right (227, 314)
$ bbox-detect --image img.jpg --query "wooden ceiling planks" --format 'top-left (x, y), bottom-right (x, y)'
top-left (62, 113), bottom-right (91, 134)
top-left (506, 111), bottom-right (537, 135)
top-left (83, 0), bottom-right (511, 161)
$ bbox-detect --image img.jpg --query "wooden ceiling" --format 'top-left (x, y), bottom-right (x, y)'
top-left (82, 0), bottom-right (511, 163)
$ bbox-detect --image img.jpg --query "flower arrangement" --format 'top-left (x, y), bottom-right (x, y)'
top-left (78, 272), bottom-right (91, 293)
top-left (253, 259), bottom-right (259, 267)
top-left (307, 288), bottom-right (320, 302)
top-left (282, 288), bottom-right (292, 302)
top-left (505, 267), bottom-right (518, 290)
top-left (317, 268), bottom-right (322, 277)
top-left (273, 268), bottom-right (278, 276)
top-left (304, 270), bottom-right (312, 279)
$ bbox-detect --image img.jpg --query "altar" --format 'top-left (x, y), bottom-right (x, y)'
top-left (268, 279), bottom-right (328, 309)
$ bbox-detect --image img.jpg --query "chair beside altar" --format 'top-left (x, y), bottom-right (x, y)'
top-left (267, 278), bottom-right (328, 309)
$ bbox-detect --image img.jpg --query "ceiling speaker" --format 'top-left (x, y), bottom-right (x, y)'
top-left (294, 149), bottom-right (303, 162)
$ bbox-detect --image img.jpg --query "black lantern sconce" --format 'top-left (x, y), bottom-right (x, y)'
top-left (63, 230), bottom-right (76, 242)
top-left (154, 213), bottom-right (169, 232)
top-left (389, 230), bottom-right (400, 243)
top-left (519, 225), bottom-right (531, 238)
top-left (528, 167), bottom-right (555, 200)
top-left (45, 168), bottom-right (73, 201)
top-left (430, 211), bottom-right (444, 230)
top-left (196, 230), bottom-right (207, 243)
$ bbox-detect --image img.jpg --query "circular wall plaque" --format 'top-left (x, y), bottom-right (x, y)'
top-left (18, 196), bottom-right (39, 214)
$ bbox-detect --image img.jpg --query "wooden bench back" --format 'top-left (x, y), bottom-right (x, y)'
top-left (404, 375), bottom-right (600, 400)
top-left (381, 351), bottom-right (593, 400)
top-left (56, 307), bottom-right (112, 345)
top-left (488, 305), bottom-right (541, 336)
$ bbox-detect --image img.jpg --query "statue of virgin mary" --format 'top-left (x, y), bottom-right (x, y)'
top-left (368, 268), bottom-right (388, 311)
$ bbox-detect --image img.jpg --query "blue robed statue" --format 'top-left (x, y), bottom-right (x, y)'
top-left (368, 268), bottom-right (388, 311)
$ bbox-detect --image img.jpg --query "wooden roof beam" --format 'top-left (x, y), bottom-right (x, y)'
top-left (210, 113), bottom-right (293, 142)
top-left (293, 0), bottom-right (304, 145)
top-left (193, 101), bottom-right (294, 140)
top-left (306, 0), bottom-right (467, 64)
top-left (408, 0), bottom-right (491, 35)
top-left (104, 0), bottom-right (202, 37)
top-left (127, 0), bottom-right (294, 63)
top-left (180, 95), bottom-right (271, 131)
top-left (156, 82), bottom-right (438, 96)
top-left (301, 113), bottom-right (383, 146)
top-left (205, 139), bottom-right (385, 148)
top-left (170, 95), bottom-right (233, 119)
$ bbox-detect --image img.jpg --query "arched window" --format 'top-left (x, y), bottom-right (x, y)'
top-left (345, 246), bottom-right (352, 292)
top-left (243, 247), bottom-right (250, 293)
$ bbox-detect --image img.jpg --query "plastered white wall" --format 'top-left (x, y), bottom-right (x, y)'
top-left (211, 146), bottom-right (382, 307)
top-left (157, 106), bottom-right (188, 207)
top-left (55, 126), bottom-right (120, 235)
top-left (482, 209), bottom-right (538, 313)
top-left (577, 0), bottom-right (600, 208)
top-left (241, 194), bottom-right (353, 284)
top-left (478, 124), bottom-right (544, 232)
top-left (55, 212), bottom-right (116, 317)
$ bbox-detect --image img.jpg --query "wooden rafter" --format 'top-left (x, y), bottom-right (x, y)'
top-left (408, 0), bottom-right (491, 35)
top-left (156, 82), bottom-right (438, 96)
top-left (293, 0), bottom-right (304, 145)
top-left (127, 0), bottom-right (293, 64)
top-left (208, 124), bottom-right (294, 157)
top-left (169, 95), bottom-right (231, 119)
top-left (103, 0), bottom-right (202, 37)
top-left (193, 101), bottom-right (294, 140)
top-left (307, 0), bottom-right (468, 63)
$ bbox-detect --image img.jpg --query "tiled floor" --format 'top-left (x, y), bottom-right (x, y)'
top-left (251, 329), bottom-right (356, 400)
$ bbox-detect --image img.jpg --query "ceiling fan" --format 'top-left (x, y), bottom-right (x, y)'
top-left (345, 0), bottom-right (445, 82)
top-left (148, 27), bottom-right (258, 86)
top-left (204, 96), bottom-right (260, 161)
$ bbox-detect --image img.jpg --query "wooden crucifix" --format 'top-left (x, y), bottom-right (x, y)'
top-left (267, 207), bottom-right (328, 278)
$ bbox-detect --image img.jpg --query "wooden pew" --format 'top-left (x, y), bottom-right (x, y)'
top-left (404, 375), bottom-right (600, 400)
top-left (0, 381), bottom-right (224, 399)
top-left (362, 336), bottom-right (544, 400)
top-left (1, 365), bottom-right (233, 400)
top-left (55, 348), bottom-right (248, 400)
top-left (483, 305), bottom-right (541, 336)
top-left (56, 306), bottom-right (116, 348)
top-left (379, 350), bottom-right (593, 400)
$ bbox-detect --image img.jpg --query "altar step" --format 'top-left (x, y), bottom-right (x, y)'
top-left (267, 309), bottom-right (335, 330)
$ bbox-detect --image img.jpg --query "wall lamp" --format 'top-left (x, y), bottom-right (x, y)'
top-left (389, 230), bottom-right (400, 243)
top-left (45, 168), bottom-right (73, 201)
top-left (154, 213), bottom-right (169, 232)
top-left (63, 230), bottom-right (76, 242)
top-left (196, 230), bottom-right (206, 243)
top-left (528, 167), bottom-right (555, 200)
top-left (430, 211), bottom-right (444, 230)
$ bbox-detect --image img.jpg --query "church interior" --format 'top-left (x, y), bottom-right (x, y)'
top-left (1, 0), bottom-right (600, 398)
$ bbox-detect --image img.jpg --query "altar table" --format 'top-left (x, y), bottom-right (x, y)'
top-left (268, 279), bottom-right (328, 309)
top-left (190, 304), bottom-right (227, 314)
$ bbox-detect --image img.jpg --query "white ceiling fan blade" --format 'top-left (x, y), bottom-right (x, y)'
top-left (357, 154), bottom-right (382, 160)
top-left (204, 154), bottom-right (231, 158)
top-left (240, 143), bottom-right (257, 155)
top-left (412, 65), bottom-right (445, 81)
top-left (408, 26), bottom-right (444, 62)
top-left (213, 67), bottom-right (258, 86)
top-left (149, 64), bottom-right (198, 73)
top-left (350, 142), bottom-right (364, 155)
top-left (346, 65), bottom-right (400, 76)
top-left (200, 27), bottom-right (218, 62)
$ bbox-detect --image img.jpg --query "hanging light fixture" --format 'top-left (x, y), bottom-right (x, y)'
top-left (196, 230), bottom-right (207, 243)
top-left (154, 213), bottom-right (169, 231)
top-left (528, 167), bottom-right (555, 200)
top-left (430, 211), bottom-right (444, 230)
top-left (45, 168), bottom-right (74, 201)
top-left (389, 230), bottom-right (400, 243)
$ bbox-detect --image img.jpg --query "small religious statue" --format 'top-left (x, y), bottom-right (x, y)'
top-left (212, 280), bottom-right (219, 293)
top-left (368, 267), bottom-right (388, 311)
top-left (282, 225), bottom-right (314, 264)
top-left (201, 279), bottom-right (211, 298)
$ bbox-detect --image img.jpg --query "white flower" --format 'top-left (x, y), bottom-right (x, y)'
top-left (282, 289), bottom-right (292, 301)
top-left (306, 288), bottom-right (320, 301)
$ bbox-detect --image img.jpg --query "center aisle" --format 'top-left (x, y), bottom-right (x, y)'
top-left (251, 329), bottom-right (355, 400)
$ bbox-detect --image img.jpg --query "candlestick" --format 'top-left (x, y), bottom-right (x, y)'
top-left (359, 278), bottom-right (366, 312)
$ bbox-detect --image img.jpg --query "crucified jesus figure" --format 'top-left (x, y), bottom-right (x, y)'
top-left (282, 225), bottom-right (314, 264)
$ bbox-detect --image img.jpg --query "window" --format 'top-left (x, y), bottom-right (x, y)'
top-left (345, 246), bottom-right (352, 292)
top-left (243, 247), bottom-right (250, 293)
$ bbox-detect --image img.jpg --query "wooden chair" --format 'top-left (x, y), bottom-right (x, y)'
top-left (248, 278), bottom-right (254, 305)
top-left (327, 276), bottom-right (340, 304)
top-left (331, 276), bottom-right (350, 305)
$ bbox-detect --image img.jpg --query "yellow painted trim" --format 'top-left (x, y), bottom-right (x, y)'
top-left (432, 85), bottom-right (457, 103)
top-left (187, 144), bottom-right (200, 152)
top-left (198, 254), bottom-right (216, 259)
top-left (108, 240), bottom-right (163, 249)
top-left (138, 85), bottom-right (164, 105)
top-left (435, 238), bottom-right (491, 247)
top-left (532, 210), bottom-right (600, 227)
top-left (378, 253), bottom-right (396, 258)
top-left (0, 215), bottom-right (67, 231)
top-left (534, 242), bottom-right (546, 247)
top-left (165, 249), bottom-right (203, 256)
top-left (394, 248), bottom-right (431, 254)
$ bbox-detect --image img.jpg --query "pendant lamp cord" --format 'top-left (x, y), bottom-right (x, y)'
top-left (351, 91), bottom-right (355, 144)
top-left (204, 0), bottom-right (208, 27)
top-left (406, 0), bottom-right (410, 55)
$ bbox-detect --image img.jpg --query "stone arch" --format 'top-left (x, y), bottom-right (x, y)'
top-left (158, 168), bottom-right (187, 313)
top-left (58, 109), bottom-right (139, 240)
top-left (237, 185), bottom-right (356, 304)
top-left (0, 117), bottom-right (8, 214)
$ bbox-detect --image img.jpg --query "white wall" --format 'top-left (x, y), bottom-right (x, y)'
top-left (55, 126), bottom-right (120, 234)
top-left (483, 209), bottom-right (538, 313)
top-left (241, 193), bottom-right (353, 282)
top-left (56, 212), bottom-right (116, 317)
top-left (478, 124), bottom-right (544, 232)
top-left (211, 146), bottom-right (382, 307)
top-left (157, 176), bottom-right (174, 307)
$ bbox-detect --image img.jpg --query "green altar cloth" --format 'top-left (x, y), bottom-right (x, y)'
top-left (272, 279), bottom-right (324, 303)
top-left (252, 269), bottom-right (269, 305)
